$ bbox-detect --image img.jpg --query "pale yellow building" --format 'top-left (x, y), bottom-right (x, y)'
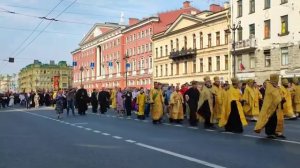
top-left (18, 60), bottom-right (73, 92)
top-left (152, 8), bottom-right (231, 85)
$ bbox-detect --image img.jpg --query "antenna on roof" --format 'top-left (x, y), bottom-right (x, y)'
top-left (119, 12), bottom-right (125, 25)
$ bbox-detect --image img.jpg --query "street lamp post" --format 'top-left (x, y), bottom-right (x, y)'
top-left (229, 21), bottom-right (242, 78)
top-left (124, 54), bottom-right (129, 88)
top-left (80, 66), bottom-right (84, 86)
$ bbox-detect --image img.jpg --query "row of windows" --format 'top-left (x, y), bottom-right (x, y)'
top-left (237, 15), bottom-right (288, 41)
top-left (155, 55), bottom-right (229, 77)
top-left (126, 43), bottom-right (152, 56)
top-left (126, 28), bottom-right (153, 43)
top-left (103, 52), bottom-right (120, 62)
top-left (128, 79), bottom-right (152, 86)
top-left (102, 39), bottom-right (121, 50)
top-left (237, 0), bottom-right (288, 17)
top-left (155, 32), bottom-right (229, 58)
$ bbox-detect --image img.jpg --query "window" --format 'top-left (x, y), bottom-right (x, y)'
top-left (238, 0), bottom-right (243, 17)
top-left (149, 58), bottom-right (152, 68)
top-left (145, 44), bottom-right (149, 52)
top-left (208, 34), bottom-right (212, 47)
top-left (265, 0), bottom-right (270, 9)
top-left (170, 40), bottom-right (174, 51)
top-left (264, 20), bottom-right (271, 39)
top-left (155, 66), bottom-right (158, 77)
top-left (249, 52), bottom-right (256, 69)
top-left (238, 28), bottom-right (243, 41)
top-left (281, 15), bottom-right (288, 35)
top-left (225, 55), bottom-right (228, 70)
top-left (142, 45), bottom-right (145, 53)
top-left (160, 65), bottom-right (163, 76)
top-left (193, 34), bottom-right (196, 49)
top-left (184, 36), bottom-right (187, 49)
top-left (200, 32), bottom-right (203, 49)
top-left (249, 24), bottom-right (255, 37)
top-left (225, 31), bottom-right (229, 44)
top-left (199, 58), bottom-right (203, 72)
top-left (155, 48), bottom-right (158, 58)
top-left (216, 56), bottom-right (220, 71)
top-left (176, 38), bottom-right (179, 50)
top-left (160, 47), bottom-right (163, 57)
top-left (216, 32), bottom-right (220, 46)
top-left (249, 0), bottom-right (255, 14)
top-left (237, 55), bottom-right (243, 71)
top-left (170, 63), bottom-right (173, 76)
top-left (184, 61), bottom-right (188, 74)
top-left (165, 45), bottom-right (168, 57)
top-left (264, 50), bottom-right (271, 67)
top-left (208, 57), bottom-right (212, 72)
top-left (149, 43), bottom-right (152, 51)
top-left (141, 59), bottom-right (144, 69)
top-left (193, 60), bottom-right (196, 73)
top-left (176, 62), bottom-right (179, 75)
top-left (138, 46), bottom-right (141, 54)
top-left (165, 64), bottom-right (168, 76)
top-left (281, 0), bottom-right (288, 4)
top-left (281, 47), bottom-right (289, 65)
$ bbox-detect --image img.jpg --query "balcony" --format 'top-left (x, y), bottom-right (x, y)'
top-left (233, 37), bottom-right (257, 53)
top-left (169, 48), bottom-right (197, 61)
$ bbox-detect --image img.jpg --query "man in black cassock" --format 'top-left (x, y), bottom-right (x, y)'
top-left (98, 87), bottom-right (109, 114)
top-left (185, 81), bottom-right (200, 126)
top-left (75, 85), bottom-right (88, 115)
top-left (91, 88), bottom-right (98, 113)
top-left (124, 88), bottom-right (132, 116)
top-left (44, 92), bottom-right (51, 106)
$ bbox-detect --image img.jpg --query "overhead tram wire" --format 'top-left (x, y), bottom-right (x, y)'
top-left (0, 0), bottom-right (65, 73)
top-left (10, 0), bottom-right (79, 59)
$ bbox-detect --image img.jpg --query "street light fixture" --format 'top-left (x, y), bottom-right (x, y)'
top-left (124, 54), bottom-right (130, 88)
top-left (80, 66), bottom-right (84, 86)
top-left (228, 21), bottom-right (242, 78)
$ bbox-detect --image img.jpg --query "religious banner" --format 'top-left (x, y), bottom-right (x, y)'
top-left (53, 76), bottom-right (60, 90)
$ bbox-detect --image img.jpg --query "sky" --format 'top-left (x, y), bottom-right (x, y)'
top-left (0, 0), bottom-right (227, 75)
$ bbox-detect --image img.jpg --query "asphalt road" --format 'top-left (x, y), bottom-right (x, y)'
top-left (1, 106), bottom-right (300, 168)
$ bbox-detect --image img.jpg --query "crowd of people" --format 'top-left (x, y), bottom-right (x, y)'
top-left (2, 73), bottom-right (299, 140)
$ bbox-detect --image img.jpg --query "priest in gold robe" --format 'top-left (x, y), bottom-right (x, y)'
top-left (292, 77), bottom-right (300, 117)
top-left (110, 87), bottom-right (117, 112)
top-left (211, 76), bottom-right (223, 123)
top-left (150, 82), bottom-right (164, 124)
top-left (242, 79), bottom-right (261, 122)
top-left (169, 86), bottom-right (184, 123)
top-left (219, 78), bottom-right (247, 133)
top-left (254, 74), bottom-right (286, 139)
top-left (137, 88), bottom-right (146, 120)
top-left (280, 79), bottom-right (296, 120)
top-left (197, 76), bottom-right (214, 129)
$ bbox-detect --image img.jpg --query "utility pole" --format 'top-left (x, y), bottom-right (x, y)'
top-left (229, 21), bottom-right (242, 78)
top-left (124, 54), bottom-right (129, 88)
top-left (80, 66), bottom-right (84, 86)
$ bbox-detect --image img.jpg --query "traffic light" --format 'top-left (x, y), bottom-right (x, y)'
top-left (8, 57), bottom-right (14, 63)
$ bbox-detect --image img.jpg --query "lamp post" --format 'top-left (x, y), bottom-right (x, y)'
top-left (80, 66), bottom-right (84, 86)
top-left (124, 54), bottom-right (129, 88)
top-left (229, 21), bottom-right (242, 78)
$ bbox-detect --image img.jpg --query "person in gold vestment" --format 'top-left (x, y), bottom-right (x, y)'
top-left (219, 78), bottom-right (247, 133)
top-left (254, 74), bottom-right (286, 139)
top-left (280, 79), bottom-right (296, 120)
top-left (211, 76), bottom-right (223, 123)
top-left (150, 82), bottom-right (164, 124)
top-left (169, 86), bottom-right (184, 123)
top-left (136, 88), bottom-right (146, 120)
top-left (292, 77), bottom-right (300, 117)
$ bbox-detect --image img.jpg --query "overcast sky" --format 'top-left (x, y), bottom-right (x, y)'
top-left (0, 0), bottom-right (227, 75)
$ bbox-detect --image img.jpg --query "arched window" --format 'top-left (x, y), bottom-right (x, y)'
top-left (184, 36), bottom-right (187, 49)
top-left (176, 38), bottom-right (179, 51)
top-left (193, 34), bottom-right (196, 49)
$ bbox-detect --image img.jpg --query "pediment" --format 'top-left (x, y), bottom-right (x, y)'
top-left (164, 14), bottom-right (203, 35)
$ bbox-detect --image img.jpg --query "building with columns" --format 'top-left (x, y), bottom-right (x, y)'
top-left (231, 0), bottom-right (300, 83)
top-left (72, 1), bottom-right (200, 90)
top-left (152, 5), bottom-right (231, 85)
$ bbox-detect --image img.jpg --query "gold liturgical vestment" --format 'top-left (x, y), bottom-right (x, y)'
top-left (280, 86), bottom-right (295, 118)
top-left (292, 84), bottom-right (300, 112)
top-left (198, 85), bottom-right (214, 122)
top-left (254, 83), bottom-right (284, 133)
top-left (211, 85), bottom-right (223, 120)
top-left (149, 88), bottom-right (164, 120)
top-left (219, 86), bottom-right (247, 127)
top-left (169, 91), bottom-right (184, 120)
top-left (242, 86), bottom-right (261, 117)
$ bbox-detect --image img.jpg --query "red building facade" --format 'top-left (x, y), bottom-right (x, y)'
top-left (72, 1), bottom-right (200, 92)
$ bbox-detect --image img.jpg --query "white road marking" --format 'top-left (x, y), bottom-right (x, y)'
top-left (125, 140), bottom-right (136, 143)
top-left (221, 132), bottom-right (235, 135)
top-left (134, 119), bottom-right (139, 121)
top-left (174, 124), bottom-right (183, 127)
top-left (112, 116), bottom-right (116, 118)
top-left (77, 126), bottom-right (83, 128)
top-left (243, 134), bottom-right (263, 139)
top-left (73, 123), bottom-right (88, 125)
top-left (136, 143), bottom-right (226, 168)
top-left (143, 120), bottom-right (149, 123)
top-left (113, 136), bottom-right (123, 139)
top-left (102, 133), bottom-right (110, 136)
top-left (274, 139), bottom-right (300, 145)
top-left (205, 129), bottom-right (215, 132)
top-left (188, 127), bottom-right (199, 130)
top-left (85, 128), bottom-right (92, 131)
top-left (163, 123), bottom-right (171, 126)
top-left (126, 117), bottom-right (131, 120)
top-left (93, 130), bottom-right (101, 133)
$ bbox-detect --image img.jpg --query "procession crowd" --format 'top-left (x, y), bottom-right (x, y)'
top-left (2, 73), bottom-right (299, 140)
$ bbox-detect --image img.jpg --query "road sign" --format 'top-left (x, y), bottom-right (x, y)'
top-left (73, 61), bottom-right (77, 66)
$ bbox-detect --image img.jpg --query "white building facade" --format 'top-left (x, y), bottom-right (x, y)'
top-left (231, 0), bottom-right (300, 83)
